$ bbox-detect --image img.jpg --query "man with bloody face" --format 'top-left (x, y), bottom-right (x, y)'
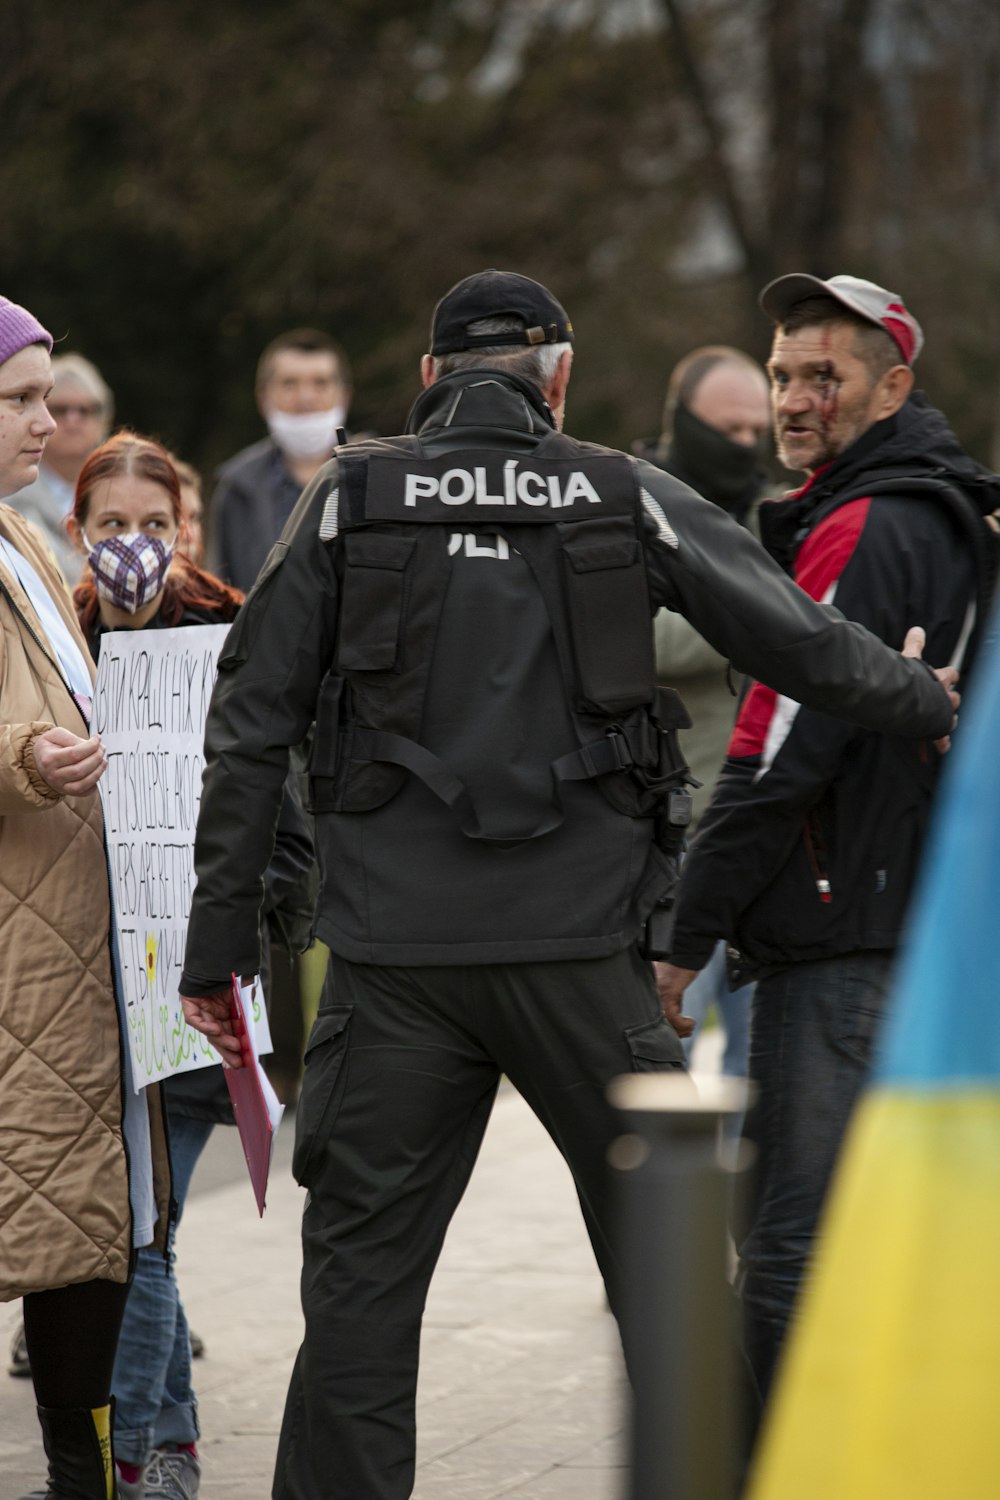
top-left (658, 274), bottom-right (998, 1419)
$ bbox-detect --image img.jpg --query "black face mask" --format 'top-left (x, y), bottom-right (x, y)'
top-left (668, 401), bottom-right (765, 515)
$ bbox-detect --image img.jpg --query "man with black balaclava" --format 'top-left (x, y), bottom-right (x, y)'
top-left (633, 346), bottom-right (771, 1087)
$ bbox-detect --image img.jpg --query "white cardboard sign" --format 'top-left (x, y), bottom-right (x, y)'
top-left (94, 624), bottom-right (271, 1089)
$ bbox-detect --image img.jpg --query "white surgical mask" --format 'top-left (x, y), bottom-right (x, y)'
top-left (266, 406), bottom-right (346, 462)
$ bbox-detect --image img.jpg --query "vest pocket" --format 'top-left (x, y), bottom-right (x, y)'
top-left (336, 533), bottom-right (416, 672)
top-left (560, 519), bottom-right (654, 713)
top-left (292, 1004), bottom-right (354, 1186)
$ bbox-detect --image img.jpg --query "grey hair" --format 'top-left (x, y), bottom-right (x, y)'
top-left (51, 352), bottom-right (114, 426)
top-left (432, 315), bottom-right (570, 391)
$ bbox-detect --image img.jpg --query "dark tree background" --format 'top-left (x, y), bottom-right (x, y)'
top-left (4, 0), bottom-right (1000, 506)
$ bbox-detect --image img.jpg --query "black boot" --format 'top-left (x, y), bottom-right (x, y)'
top-left (19, 1402), bottom-right (114, 1500)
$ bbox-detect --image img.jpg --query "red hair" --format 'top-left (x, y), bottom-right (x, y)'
top-left (72, 431), bottom-right (243, 632)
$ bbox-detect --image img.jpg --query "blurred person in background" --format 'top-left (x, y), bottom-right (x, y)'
top-left (68, 431), bottom-right (313, 1500)
top-left (8, 352), bottom-right (113, 585)
top-left (635, 346), bottom-right (771, 1092)
top-left (172, 457), bottom-right (205, 567)
top-left (208, 328), bottom-right (353, 593)
top-left (0, 300), bottom-right (169, 1500)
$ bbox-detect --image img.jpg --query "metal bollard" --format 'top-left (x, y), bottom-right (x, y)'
top-left (608, 1073), bottom-right (749, 1500)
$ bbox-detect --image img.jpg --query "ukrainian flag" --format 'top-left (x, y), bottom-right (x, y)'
top-left (748, 619), bottom-right (1000, 1500)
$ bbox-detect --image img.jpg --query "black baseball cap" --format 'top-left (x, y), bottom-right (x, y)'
top-left (430, 269), bottom-right (574, 356)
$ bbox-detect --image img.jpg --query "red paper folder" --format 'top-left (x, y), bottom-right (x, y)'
top-left (224, 974), bottom-right (282, 1216)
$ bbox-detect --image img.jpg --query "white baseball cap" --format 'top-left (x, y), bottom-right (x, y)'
top-left (759, 273), bottom-right (924, 364)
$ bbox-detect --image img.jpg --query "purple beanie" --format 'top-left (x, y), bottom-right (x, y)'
top-left (0, 296), bottom-right (53, 365)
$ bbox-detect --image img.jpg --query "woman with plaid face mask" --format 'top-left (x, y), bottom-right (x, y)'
top-left (67, 433), bottom-right (242, 1500)
top-left (68, 431), bottom-right (242, 632)
top-left (64, 434), bottom-right (313, 1500)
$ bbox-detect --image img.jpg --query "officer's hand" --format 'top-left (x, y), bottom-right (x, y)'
top-left (181, 991), bottom-right (246, 1068)
top-left (654, 961), bottom-right (698, 1038)
top-left (32, 726), bottom-right (107, 797)
top-left (901, 625), bottom-right (960, 753)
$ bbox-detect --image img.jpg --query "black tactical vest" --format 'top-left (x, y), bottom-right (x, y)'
top-left (310, 428), bottom-right (691, 847)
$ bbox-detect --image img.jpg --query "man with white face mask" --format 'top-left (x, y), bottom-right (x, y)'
top-left (208, 328), bottom-right (353, 592)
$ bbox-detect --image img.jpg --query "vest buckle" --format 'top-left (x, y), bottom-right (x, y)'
top-left (602, 726), bottom-right (634, 772)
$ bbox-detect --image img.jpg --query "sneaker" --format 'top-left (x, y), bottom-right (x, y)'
top-left (117, 1470), bottom-right (145, 1500)
top-left (142, 1446), bottom-right (200, 1500)
top-left (8, 1321), bottom-right (30, 1378)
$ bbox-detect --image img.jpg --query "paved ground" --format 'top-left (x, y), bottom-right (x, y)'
top-left (0, 1082), bottom-right (630, 1500)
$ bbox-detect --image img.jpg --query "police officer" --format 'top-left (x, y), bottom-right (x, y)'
top-left (179, 270), bottom-right (956, 1500)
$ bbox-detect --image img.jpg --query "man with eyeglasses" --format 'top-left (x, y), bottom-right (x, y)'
top-left (9, 352), bottom-right (113, 584)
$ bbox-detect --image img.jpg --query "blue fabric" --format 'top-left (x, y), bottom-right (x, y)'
top-left (877, 607), bottom-right (1000, 1086)
top-left (113, 1111), bottom-right (214, 1465)
top-left (681, 939), bottom-right (753, 1077)
top-left (737, 950), bottom-right (893, 1402)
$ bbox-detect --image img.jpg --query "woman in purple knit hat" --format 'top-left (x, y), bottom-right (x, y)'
top-left (0, 296), bottom-right (170, 1500)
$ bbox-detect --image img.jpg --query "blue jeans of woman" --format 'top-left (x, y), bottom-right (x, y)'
top-left (113, 1110), bottom-right (214, 1466)
top-left (736, 950), bottom-right (893, 1409)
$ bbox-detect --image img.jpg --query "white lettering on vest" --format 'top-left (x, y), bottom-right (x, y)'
top-left (561, 471), bottom-right (602, 506)
top-left (448, 533), bottom-right (511, 560)
top-left (473, 467), bottom-right (504, 505)
top-left (440, 468), bottom-right (475, 505)
top-left (401, 466), bottom-right (603, 509)
top-left (516, 470), bottom-right (548, 505)
top-left (504, 459), bottom-right (519, 505)
top-left (404, 473), bottom-right (439, 507)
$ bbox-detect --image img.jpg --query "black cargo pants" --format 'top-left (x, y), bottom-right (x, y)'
top-left (273, 945), bottom-right (684, 1500)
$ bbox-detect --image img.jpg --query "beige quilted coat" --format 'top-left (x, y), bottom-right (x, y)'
top-left (0, 506), bottom-right (168, 1299)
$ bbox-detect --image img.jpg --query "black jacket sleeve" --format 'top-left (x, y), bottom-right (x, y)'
top-left (180, 463), bottom-right (339, 993)
top-left (635, 462), bottom-right (954, 742)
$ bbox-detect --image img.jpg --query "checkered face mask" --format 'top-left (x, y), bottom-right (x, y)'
top-left (84, 531), bottom-right (176, 613)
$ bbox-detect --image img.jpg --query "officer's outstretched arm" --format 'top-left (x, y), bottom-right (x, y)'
top-left (637, 467), bottom-right (953, 744)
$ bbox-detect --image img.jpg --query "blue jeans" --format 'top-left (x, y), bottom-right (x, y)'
top-left (683, 941), bottom-right (753, 1148)
top-left (736, 951), bottom-right (893, 1407)
top-left (681, 939), bottom-right (754, 1077)
top-left (113, 1110), bottom-right (214, 1465)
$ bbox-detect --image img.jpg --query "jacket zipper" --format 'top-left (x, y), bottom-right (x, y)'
top-left (803, 813), bottom-right (832, 903)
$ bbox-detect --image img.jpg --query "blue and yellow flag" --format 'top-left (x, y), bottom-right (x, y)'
top-left (749, 622), bottom-right (1000, 1499)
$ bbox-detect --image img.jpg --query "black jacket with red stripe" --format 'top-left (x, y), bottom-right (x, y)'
top-left (668, 393), bottom-right (991, 981)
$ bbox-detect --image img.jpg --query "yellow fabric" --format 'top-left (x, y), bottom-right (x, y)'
top-left (90, 1404), bottom-right (113, 1500)
top-left (748, 1090), bottom-right (1000, 1499)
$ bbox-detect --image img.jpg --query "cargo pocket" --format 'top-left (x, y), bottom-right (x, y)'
top-left (560, 518), bottom-right (654, 713)
top-left (292, 1005), bottom-right (354, 1186)
top-left (625, 1015), bottom-right (687, 1072)
top-left (335, 533), bottom-right (416, 672)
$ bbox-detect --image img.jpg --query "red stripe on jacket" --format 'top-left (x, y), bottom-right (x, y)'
top-left (728, 496), bottom-right (872, 758)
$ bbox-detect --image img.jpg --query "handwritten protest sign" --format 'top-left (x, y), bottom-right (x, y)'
top-left (94, 624), bottom-right (272, 1089)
